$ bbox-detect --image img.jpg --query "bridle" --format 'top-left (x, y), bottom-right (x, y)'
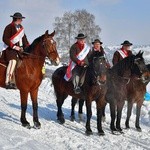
top-left (93, 56), bottom-right (107, 85)
top-left (42, 37), bottom-right (57, 58)
top-left (22, 37), bottom-right (57, 60)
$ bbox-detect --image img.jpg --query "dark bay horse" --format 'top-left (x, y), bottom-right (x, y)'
top-left (125, 64), bottom-right (150, 131)
top-left (106, 51), bottom-right (149, 134)
top-left (0, 30), bottom-right (60, 128)
top-left (52, 56), bottom-right (108, 135)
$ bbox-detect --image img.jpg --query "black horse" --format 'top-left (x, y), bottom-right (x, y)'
top-left (52, 56), bottom-right (108, 135)
top-left (106, 51), bottom-right (148, 134)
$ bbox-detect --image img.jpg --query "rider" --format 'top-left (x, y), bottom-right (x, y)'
top-left (112, 40), bottom-right (133, 65)
top-left (90, 39), bottom-right (110, 68)
top-left (2, 12), bottom-right (29, 89)
top-left (64, 33), bottom-right (91, 94)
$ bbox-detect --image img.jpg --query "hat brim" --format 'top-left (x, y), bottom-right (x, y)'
top-left (121, 43), bottom-right (132, 46)
top-left (75, 36), bottom-right (87, 39)
top-left (10, 15), bottom-right (25, 19)
top-left (92, 41), bottom-right (103, 44)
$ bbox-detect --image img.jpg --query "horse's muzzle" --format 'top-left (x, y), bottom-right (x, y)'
top-left (97, 75), bottom-right (107, 85)
top-left (51, 57), bottom-right (60, 66)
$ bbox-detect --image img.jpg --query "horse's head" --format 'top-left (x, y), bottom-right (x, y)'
top-left (92, 56), bottom-right (107, 84)
top-left (42, 30), bottom-right (60, 66)
top-left (132, 51), bottom-right (149, 82)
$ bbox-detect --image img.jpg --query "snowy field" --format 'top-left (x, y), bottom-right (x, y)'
top-left (0, 46), bottom-right (150, 150)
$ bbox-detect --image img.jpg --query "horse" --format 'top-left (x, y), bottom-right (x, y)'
top-left (52, 56), bottom-right (108, 135)
top-left (0, 30), bottom-right (60, 129)
top-left (125, 63), bottom-right (150, 131)
top-left (105, 51), bottom-right (149, 134)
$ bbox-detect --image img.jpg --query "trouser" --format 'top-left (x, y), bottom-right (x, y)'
top-left (72, 66), bottom-right (87, 88)
top-left (5, 59), bottom-right (17, 84)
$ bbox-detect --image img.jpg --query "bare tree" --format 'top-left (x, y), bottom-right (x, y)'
top-left (53, 9), bottom-right (101, 52)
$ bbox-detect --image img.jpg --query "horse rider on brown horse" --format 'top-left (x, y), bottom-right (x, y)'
top-left (64, 33), bottom-right (91, 94)
top-left (2, 12), bottom-right (30, 89)
top-left (112, 40), bottom-right (133, 65)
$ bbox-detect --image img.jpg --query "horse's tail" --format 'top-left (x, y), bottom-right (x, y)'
top-left (52, 66), bottom-right (67, 97)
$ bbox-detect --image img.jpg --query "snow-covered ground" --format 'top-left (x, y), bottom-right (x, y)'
top-left (0, 46), bottom-right (150, 150)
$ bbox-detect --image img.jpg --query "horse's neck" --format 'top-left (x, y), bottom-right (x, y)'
top-left (29, 45), bottom-right (45, 67)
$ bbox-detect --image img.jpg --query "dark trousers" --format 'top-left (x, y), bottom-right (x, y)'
top-left (72, 65), bottom-right (87, 88)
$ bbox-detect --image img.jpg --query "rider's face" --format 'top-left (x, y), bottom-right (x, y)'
top-left (15, 18), bottom-right (23, 25)
top-left (94, 43), bottom-right (101, 50)
top-left (123, 45), bottom-right (131, 51)
top-left (77, 39), bottom-right (85, 45)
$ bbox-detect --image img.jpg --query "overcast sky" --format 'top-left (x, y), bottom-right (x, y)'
top-left (0, 0), bottom-right (150, 46)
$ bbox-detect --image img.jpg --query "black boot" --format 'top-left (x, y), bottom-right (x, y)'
top-left (6, 82), bottom-right (17, 89)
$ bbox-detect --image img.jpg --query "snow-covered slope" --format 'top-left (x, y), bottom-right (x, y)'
top-left (0, 46), bottom-right (150, 150)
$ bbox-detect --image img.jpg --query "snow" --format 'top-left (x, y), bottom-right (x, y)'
top-left (0, 46), bottom-right (150, 150)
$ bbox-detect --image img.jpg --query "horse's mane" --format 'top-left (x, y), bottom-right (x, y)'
top-left (111, 55), bottom-right (135, 76)
top-left (24, 35), bottom-right (43, 53)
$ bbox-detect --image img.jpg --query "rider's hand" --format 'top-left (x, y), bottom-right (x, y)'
top-left (80, 61), bottom-right (86, 66)
top-left (13, 46), bottom-right (21, 51)
top-left (77, 60), bottom-right (86, 66)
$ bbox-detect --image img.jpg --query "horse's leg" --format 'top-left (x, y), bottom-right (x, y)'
top-left (56, 94), bottom-right (67, 124)
top-left (109, 102), bottom-right (117, 132)
top-left (125, 101), bottom-right (133, 129)
top-left (70, 97), bottom-right (78, 121)
top-left (20, 91), bottom-right (30, 128)
top-left (96, 101), bottom-right (105, 136)
top-left (102, 103), bottom-right (106, 122)
top-left (85, 100), bottom-right (93, 135)
top-left (116, 101), bottom-right (125, 132)
top-left (30, 89), bottom-right (41, 129)
top-left (135, 102), bottom-right (143, 132)
top-left (78, 99), bottom-right (84, 122)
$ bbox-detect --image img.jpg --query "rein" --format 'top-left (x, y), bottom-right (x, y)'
top-left (0, 62), bottom-right (6, 67)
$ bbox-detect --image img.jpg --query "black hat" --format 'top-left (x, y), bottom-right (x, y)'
top-left (92, 39), bottom-right (103, 45)
top-left (75, 33), bottom-right (87, 39)
top-left (10, 12), bottom-right (25, 19)
top-left (121, 40), bottom-right (132, 46)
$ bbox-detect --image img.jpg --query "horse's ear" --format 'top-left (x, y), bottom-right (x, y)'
top-left (45, 30), bottom-right (49, 36)
top-left (49, 30), bottom-right (55, 37)
top-left (136, 50), bottom-right (141, 56)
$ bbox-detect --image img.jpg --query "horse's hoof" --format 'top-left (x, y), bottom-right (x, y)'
top-left (98, 131), bottom-right (105, 136)
top-left (57, 117), bottom-right (65, 124)
top-left (125, 126), bottom-right (130, 129)
top-left (116, 126), bottom-right (123, 132)
top-left (22, 123), bottom-right (31, 129)
top-left (85, 130), bottom-right (93, 136)
top-left (33, 122), bottom-right (41, 129)
top-left (136, 127), bottom-right (142, 132)
top-left (70, 116), bottom-right (75, 122)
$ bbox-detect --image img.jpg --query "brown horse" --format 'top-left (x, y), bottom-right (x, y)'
top-left (0, 30), bottom-right (60, 129)
top-left (125, 64), bottom-right (150, 131)
top-left (52, 56), bottom-right (108, 135)
top-left (105, 52), bottom-right (149, 134)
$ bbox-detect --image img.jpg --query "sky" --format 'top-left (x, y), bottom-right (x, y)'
top-left (0, 0), bottom-right (150, 46)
